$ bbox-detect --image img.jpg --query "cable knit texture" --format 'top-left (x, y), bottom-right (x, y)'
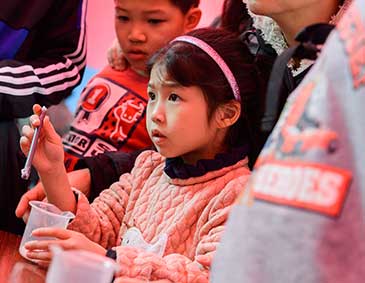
top-left (68, 150), bottom-right (250, 282)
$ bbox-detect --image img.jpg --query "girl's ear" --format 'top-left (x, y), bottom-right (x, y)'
top-left (184, 8), bottom-right (202, 32)
top-left (215, 100), bottom-right (241, 129)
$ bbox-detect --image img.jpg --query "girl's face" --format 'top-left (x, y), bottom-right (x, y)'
top-left (114, 0), bottom-right (200, 74)
top-left (146, 64), bottom-right (224, 165)
top-left (244, 0), bottom-right (326, 16)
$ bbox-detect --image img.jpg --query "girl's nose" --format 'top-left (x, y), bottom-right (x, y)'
top-left (128, 26), bottom-right (146, 43)
top-left (150, 103), bottom-right (165, 124)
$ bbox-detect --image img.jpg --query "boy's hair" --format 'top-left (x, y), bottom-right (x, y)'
top-left (148, 27), bottom-right (264, 166)
top-left (171, 0), bottom-right (200, 14)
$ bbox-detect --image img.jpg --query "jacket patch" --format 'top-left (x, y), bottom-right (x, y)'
top-left (252, 160), bottom-right (352, 217)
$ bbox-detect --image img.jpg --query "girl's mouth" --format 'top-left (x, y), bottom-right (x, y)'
top-left (151, 129), bottom-right (167, 144)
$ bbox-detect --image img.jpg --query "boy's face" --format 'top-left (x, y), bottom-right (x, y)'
top-left (245, 0), bottom-right (322, 17)
top-left (115, 0), bottom-right (199, 74)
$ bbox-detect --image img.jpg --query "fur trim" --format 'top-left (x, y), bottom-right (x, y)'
top-left (247, 9), bottom-right (288, 56)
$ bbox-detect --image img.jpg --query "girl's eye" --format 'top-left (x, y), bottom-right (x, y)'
top-left (148, 91), bottom-right (156, 100)
top-left (117, 16), bottom-right (129, 22)
top-left (168, 93), bottom-right (180, 102)
top-left (148, 19), bottom-right (165, 25)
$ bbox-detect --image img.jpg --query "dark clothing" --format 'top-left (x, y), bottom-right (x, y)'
top-left (164, 146), bottom-right (249, 179)
top-left (0, 0), bottom-right (87, 234)
top-left (243, 27), bottom-right (310, 131)
top-left (75, 147), bottom-right (149, 201)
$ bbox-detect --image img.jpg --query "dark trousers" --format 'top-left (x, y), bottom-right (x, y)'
top-left (0, 120), bottom-right (27, 235)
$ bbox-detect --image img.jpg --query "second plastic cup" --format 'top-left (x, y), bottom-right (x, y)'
top-left (46, 246), bottom-right (120, 283)
top-left (19, 201), bottom-right (75, 261)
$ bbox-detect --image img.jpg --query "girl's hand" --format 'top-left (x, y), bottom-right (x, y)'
top-left (20, 104), bottom-right (64, 175)
top-left (23, 228), bottom-right (106, 265)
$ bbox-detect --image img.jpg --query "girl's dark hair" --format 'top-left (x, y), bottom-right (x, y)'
top-left (171, 0), bottom-right (199, 14)
top-left (220, 0), bottom-right (251, 34)
top-left (148, 28), bottom-right (264, 167)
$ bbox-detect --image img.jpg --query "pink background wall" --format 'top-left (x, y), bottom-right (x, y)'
top-left (86, 0), bottom-right (224, 69)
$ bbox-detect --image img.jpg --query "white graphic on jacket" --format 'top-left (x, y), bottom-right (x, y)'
top-left (110, 100), bottom-right (145, 142)
top-left (62, 76), bottom-right (150, 171)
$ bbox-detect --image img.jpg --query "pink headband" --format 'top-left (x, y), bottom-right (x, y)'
top-left (172, 35), bottom-right (241, 102)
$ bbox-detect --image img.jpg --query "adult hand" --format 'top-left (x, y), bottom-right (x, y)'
top-left (23, 228), bottom-right (106, 265)
top-left (15, 168), bottom-right (92, 222)
top-left (15, 183), bottom-right (45, 223)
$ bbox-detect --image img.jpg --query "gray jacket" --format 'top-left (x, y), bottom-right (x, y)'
top-left (211, 0), bottom-right (365, 282)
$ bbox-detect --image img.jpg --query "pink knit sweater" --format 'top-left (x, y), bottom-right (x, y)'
top-left (68, 150), bottom-right (250, 282)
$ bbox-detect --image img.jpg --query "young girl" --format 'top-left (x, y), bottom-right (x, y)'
top-left (20, 27), bottom-right (261, 282)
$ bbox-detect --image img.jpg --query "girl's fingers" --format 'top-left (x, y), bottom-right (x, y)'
top-left (31, 227), bottom-right (71, 239)
top-left (21, 125), bottom-right (34, 140)
top-left (26, 115), bottom-right (60, 145)
top-left (19, 124), bottom-right (35, 155)
top-left (26, 249), bottom-right (53, 262)
top-left (42, 116), bottom-right (59, 141)
top-left (32, 104), bottom-right (42, 115)
top-left (24, 240), bottom-right (53, 251)
top-left (29, 114), bottom-right (41, 128)
top-left (19, 136), bottom-right (31, 155)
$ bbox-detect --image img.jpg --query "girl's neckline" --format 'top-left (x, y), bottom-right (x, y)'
top-left (164, 145), bottom-right (249, 180)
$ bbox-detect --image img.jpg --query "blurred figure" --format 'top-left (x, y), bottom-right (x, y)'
top-left (222, 0), bottom-right (352, 131)
top-left (212, 0), bottom-right (365, 282)
top-left (0, 0), bottom-right (87, 234)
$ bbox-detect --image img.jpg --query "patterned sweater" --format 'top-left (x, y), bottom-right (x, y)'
top-left (68, 150), bottom-right (250, 282)
top-left (63, 66), bottom-right (152, 171)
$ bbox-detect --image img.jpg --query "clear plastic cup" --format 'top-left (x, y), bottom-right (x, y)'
top-left (46, 246), bottom-right (120, 283)
top-left (9, 262), bottom-right (46, 283)
top-left (19, 201), bottom-right (75, 261)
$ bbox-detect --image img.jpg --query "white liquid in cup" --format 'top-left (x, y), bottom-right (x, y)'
top-left (19, 201), bottom-right (75, 261)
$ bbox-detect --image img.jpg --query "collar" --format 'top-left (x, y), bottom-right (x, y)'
top-left (164, 145), bottom-right (249, 180)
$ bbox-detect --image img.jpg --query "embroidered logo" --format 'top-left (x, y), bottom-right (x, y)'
top-left (250, 79), bottom-right (353, 217)
top-left (79, 84), bottom-right (110, 121)
top-left (252, 160), bottom-right (351, 217)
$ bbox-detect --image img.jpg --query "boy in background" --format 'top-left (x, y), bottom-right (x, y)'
top-left (63, 0), bottom-right (201, 171)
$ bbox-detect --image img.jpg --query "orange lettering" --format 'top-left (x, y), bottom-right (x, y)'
top-left (337, 5), bottom-right (365, 89)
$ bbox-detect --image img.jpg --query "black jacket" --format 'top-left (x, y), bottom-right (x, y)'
top-left (0, 0), bottom-right (87, 234)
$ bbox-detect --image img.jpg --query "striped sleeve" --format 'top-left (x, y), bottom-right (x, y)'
top-left (0, 0), bottom-right (87, 119)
